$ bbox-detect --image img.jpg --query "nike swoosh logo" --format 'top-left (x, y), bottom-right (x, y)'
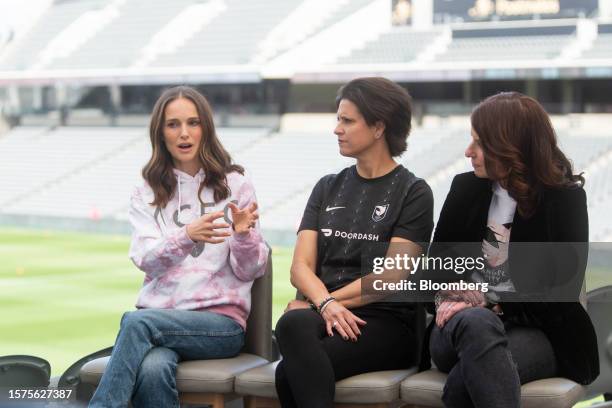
top-left (325, 206), bottom-right (346, 212)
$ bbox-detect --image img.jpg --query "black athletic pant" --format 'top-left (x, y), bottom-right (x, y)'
top-left (274, 307), bottom-right (417, 408)
top-left (430, 307), bottom-right (557, 408)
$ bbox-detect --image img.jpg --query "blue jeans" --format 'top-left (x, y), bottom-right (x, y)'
top-left (89, 309), bottom-right (244, 408)
top-left (430, 307), bottom-right (557, 408)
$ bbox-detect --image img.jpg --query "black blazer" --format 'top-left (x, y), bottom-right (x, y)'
top-left (420, 172), bottom-right (599, 385)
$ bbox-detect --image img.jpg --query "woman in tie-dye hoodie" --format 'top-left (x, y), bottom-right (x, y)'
top-left (89, 86), bottom-right (269, 408)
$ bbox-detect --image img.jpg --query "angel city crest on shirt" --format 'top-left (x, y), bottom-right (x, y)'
top-left (372, 204), bottom-right (390, 222)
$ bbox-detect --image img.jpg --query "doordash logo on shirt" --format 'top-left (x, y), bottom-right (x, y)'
top-left (320, 228), bottom-right (379, 241)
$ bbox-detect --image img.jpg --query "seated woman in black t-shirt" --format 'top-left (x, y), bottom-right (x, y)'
top-left (274, 77), bottom-right (434, 407)
top-left (424, 92), bottom-right (599, 408)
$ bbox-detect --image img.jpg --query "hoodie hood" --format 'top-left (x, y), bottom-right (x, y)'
top-left (173, 168), bottom-right (205, 224)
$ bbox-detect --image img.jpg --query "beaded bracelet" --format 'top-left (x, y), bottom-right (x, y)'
top-left (318, 296), bottom-right (336, 314)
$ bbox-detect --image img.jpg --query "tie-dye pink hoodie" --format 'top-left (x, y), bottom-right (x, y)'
top-left (128, 168), bottom-right (269, 330)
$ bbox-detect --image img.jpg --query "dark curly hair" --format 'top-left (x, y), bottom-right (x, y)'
top-left (471, 92), bottom-right (584, 218)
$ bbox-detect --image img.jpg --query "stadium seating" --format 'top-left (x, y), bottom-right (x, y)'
top-left (582, 33), bottom-right (612, 59)
top-left (1, 0), bottom-right (339, 71)
top-left (233, 130), bottom-right (351, 226)
top-left (254, 0), bottom-right (376, 63)
top-left (49, 0), bottom-right (197, 70)
top-left (397, 128), bottom-right (470, 219)
top-left (1, 0), bottom-right (611, 73)
top-left (337, 27), bottom-right (442, 64)
top-left (0, 0), bottom-right (109, 70)
top-left (435, 33), bottom-right (574, 63)
top-left (1, 1), bottom-right (612, 405)
top-left (150, 0), bottom-right (304, 67)
top-left (559, 135), bottom-right (612, 171)
top-left (0, 126), bottom-right (145, 218)
top-left (1, 124), bottom-right (611, 241)
top-left (217, 127), bottom-right (271, 154)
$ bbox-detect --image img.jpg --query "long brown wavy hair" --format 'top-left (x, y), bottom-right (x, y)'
top-left (471, 92), bottom-right (584, 218)
top-left (143, 86), bottom-right (244, 208)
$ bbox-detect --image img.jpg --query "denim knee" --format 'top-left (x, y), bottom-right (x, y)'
top-left (121, 310), bottom-right (140, 326)
top-left (121, 309), bottom-right (153, 327)
top-left (450, 307), bottom-right (506, 346)
top-left (133, 347), bottom-right (179, 408)
top-left (454, 307), bottom-right (503, 331)
top-left (120, 310), bottom-right (158, 337)
top-left (137, 347), bottom-right (178, 383)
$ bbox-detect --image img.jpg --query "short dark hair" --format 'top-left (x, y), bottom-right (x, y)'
top-left (336, 77), bottom-right (413, 157)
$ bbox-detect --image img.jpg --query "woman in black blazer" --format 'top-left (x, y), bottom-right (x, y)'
top-left (422, 92), bottom-right (599, 408)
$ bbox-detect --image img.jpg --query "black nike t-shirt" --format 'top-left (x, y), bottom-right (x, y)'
top-left (299, 164), bottom-right (434, 320)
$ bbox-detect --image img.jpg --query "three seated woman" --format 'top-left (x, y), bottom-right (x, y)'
top-left (89, 80), bottom-right (599, 408)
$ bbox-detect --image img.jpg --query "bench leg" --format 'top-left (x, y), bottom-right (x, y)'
top-left (244, 396), bottom-right (281, 408)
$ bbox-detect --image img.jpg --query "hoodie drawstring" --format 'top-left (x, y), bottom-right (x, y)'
top-left (177, 173), bottom-right (182, 221)
top-left (176, 171), bottom-right (205, 225)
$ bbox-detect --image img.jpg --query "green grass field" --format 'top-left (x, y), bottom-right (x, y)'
top-left (0, 228), bottom-right (606, 406)
top-left (0, 228), bottom-right (294, 376)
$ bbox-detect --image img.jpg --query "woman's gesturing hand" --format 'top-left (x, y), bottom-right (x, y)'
top-left (321, 301), bottom-right (366, 341)
top-left (186, 211), bottom-right (231, 243)
top-left (229, 202), bottom-right (259, 234)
